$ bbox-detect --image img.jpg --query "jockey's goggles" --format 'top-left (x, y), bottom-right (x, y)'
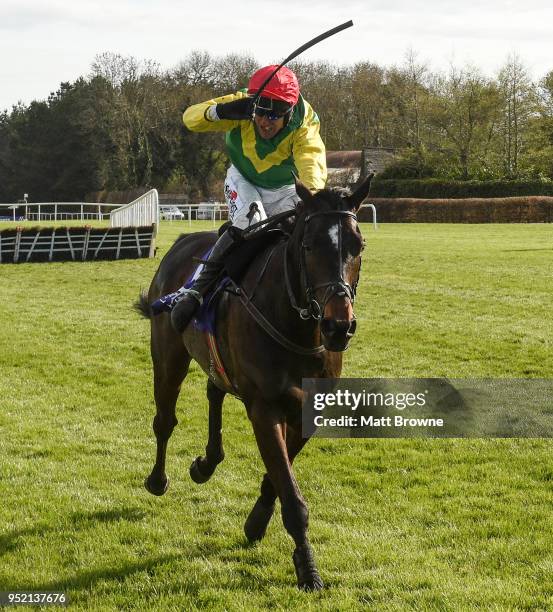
top-left (254, 96), bottom-right (293, 120)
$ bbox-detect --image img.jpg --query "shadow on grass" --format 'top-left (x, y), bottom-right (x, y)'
top-left (68, 507), bottom-right (147, 525)
top-left (23, 539), bottom-right (284, 600)
top-left (39, 554), bottom-right (284, 603)
top-left (0, 524), bottom-right (47, 557)
top-left (2, 506), bottom-right (292, 595)
top-left (0, 507), bottom-right (147, 558)
top-left (29, 554), bottom-right (185, 599)
top-left (503, 248), bottom-right (553, 252)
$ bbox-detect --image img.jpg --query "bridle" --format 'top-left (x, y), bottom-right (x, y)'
top-left (234, 206), bottom-right (360, 356)
top-left (284, 209), bottom-right (359, 321)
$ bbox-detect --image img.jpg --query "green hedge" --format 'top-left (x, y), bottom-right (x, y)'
top-left (370, 179), bottom-right (553, 199)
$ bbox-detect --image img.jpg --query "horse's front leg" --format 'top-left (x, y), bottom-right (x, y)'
top-left (244, 423), bottom-right (309, 542)
top-left (249, 403), bottom-right (323, 591)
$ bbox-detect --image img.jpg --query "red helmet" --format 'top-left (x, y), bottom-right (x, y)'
top-left (247, 65), bottom-right (299, 105)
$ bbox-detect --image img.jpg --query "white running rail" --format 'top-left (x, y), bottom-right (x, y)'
top-left (360, 203), bottom-right (378, 230)
top-left (110, 189), bottom-right (159, 233)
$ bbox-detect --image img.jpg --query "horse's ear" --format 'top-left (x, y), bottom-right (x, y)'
top-left (347, 172), bottom-right (375, 212)
top-left (294, 174), bottom-right (315, 206)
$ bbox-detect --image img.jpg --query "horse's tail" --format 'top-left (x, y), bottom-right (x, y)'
top-left (134, 290), bottom-right (152, 319)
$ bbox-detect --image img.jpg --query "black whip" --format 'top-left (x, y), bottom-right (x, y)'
top-left (250, 20), bottom-right (354, 107)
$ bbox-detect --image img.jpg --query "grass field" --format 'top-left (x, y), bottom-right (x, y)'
top-left (0, 220), bottom-right (552, 611)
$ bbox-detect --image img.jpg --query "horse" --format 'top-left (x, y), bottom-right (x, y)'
top-left (136, 173), bottom-right (373, 590)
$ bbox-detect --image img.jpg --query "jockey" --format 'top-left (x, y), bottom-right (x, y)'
top-left (170, 65), bottom-right (327, 333)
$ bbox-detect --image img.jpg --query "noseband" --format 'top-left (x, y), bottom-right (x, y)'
top-left (284, 209), bottom-right (359, 321)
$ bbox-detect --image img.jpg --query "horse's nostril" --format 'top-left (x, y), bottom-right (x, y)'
top-left (321, 318), bottom-right (336, 336)
top-left (322, 318), bottom-right (356, 338)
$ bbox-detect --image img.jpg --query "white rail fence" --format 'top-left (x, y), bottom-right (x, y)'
top-left (159, 203), bottom-right (227, 226)
top-left (1, 195), bottom-right (377, 231)
top-left (360, 203), bottom-right (378, 230)
top-left (159, 202), bottom-right (377, 229)
top-left (0, 202), bottom-right (120, 222)
top-left (110, 189), bottom-right (159, 231)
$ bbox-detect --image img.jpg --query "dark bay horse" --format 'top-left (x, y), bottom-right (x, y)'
top-left (136, 174), bottom-right (373, 590)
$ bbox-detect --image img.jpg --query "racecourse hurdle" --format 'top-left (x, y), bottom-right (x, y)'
top-left (0, 190), bottom-right (159, 263)
top-left (0, 225), bottom-right (156, 263)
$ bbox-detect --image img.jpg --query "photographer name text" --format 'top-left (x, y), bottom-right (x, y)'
top-left (313, 414), bottom-right (444, 428)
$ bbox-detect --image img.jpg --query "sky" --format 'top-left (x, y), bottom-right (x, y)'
top-left (1, 0), bottom-right (552, 112)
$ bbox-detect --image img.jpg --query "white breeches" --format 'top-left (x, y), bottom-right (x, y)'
top-left (223, 165), bottom-right (299, 229)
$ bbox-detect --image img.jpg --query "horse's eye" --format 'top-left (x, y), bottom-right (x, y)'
top-left (345, 233), bottom-right (364, 257)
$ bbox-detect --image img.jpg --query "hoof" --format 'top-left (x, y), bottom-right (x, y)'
top-left (298, 574), bottom-right (324, 591)
top-left (244, 497), bottom-right (275, 542)
top-left (293, 545), bottom-right (324, 591)
top-left (189, 456), bottom-right (213, 484)
top-left (144, 474), bottom-right (169, 496)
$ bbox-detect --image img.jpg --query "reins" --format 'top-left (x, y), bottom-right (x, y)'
top-left (233, 240), bottom-right (325, 356)
top-left (239, 209), bottom-right (297, 239)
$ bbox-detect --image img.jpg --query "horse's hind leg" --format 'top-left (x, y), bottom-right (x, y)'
top-left (145, 331), bottom-right (191, 496)
top-left (244, 424), bottom-right (308, 542)
top-left (190, 379), bottom-right (226, 484)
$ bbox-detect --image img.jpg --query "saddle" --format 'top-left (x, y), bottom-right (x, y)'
top-left (150, 224), bottom-right (288, 316)
top-left (223, 226), bottom-right (287, 284)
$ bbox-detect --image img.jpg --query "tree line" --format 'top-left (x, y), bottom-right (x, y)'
top-left (0, 50), bottom-right (552, 202)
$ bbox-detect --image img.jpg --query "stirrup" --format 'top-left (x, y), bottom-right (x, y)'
top-left (173, 288), bottom-right (203, 307)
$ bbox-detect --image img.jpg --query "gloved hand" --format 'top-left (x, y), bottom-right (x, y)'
top-left (215, 97), bottom-right (254, 120)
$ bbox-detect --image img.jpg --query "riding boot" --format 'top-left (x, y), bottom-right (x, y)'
top-left (170, 230), bottom-right (236, 333)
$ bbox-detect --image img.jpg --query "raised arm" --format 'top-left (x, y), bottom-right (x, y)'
top-left (183, 91), bottom-right (252, 133)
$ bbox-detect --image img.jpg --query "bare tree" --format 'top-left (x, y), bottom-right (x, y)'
top-left (290, 60), bottom-right (348, 149)
top-left (497, 54), bottom-right (536, 178)
top-left (212, 53), bottom-right (259, 94)
top-left (381, 50), bottom-right (433, 174)
top-left (90, 52), bottom-right (141, 88)
top-left (173, 51), bottom-right (216, 87)
top-left (348, 62), bottom-right (387, 148)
